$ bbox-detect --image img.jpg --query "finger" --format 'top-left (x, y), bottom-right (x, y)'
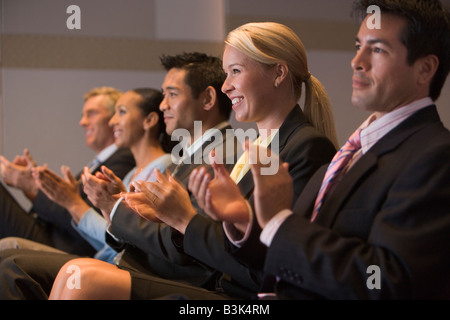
top-left (141, 180), bottom-right (165, 200)
top-left (187, 168), bottom-right (198, 192)
top-left (24, 149), bottom-right (37, 167)
top-left (154, 168), bottom-right (169, 184)
top-left (61, 166), bottom-right (77, 185)
top-left (123, 191), bottom-right (157, 210)
top-left (203, 189), bottom-right (216, 220)
top-left (196, 173), bottom-right (211, 207)
top-left (188, 167), bottom-right (206, 194)
top-left (101, 166), bottom-right (120, 183)
top-left (131, 180), bottom-right (144, 193)
top-left (0, 155), bottom-right (11, 166)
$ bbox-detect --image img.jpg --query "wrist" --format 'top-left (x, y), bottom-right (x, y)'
top-left (24, 184), bottom-right (39, 201)
top-left (177, 208), bottom-right (197, 235)
top-left (67, 199), bottom-right (91, 224)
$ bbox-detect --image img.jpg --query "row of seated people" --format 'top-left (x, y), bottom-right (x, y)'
top-left (0, 0), bottom-right (449, 300)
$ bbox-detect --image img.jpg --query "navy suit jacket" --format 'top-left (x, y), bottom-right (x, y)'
top-left (107, 124), bottom-right (240, 286)
top-left (182, 105), bottom-right (336, 298)
top-left (264, 105), bottom-right (450, 299)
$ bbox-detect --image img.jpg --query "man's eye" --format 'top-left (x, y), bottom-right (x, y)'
top-left (373, 47), bottom-right (384, 53)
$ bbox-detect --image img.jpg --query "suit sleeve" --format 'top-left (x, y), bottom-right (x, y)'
top-left (229, 134), bottom-right (336, 269)
top-left (265, 146), bottom-right (450, 299)
top-left (183, 134), bottom-right (336, 282)
top-left (109, 201), bottom-right (196, 265)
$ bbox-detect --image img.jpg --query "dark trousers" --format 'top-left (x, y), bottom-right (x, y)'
top-left (0, 182), bottom-right (95, 256)
top-left (0, 249), bottom-right (81, 300)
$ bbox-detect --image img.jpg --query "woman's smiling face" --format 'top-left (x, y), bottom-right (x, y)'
top-left (221, 45), bottom-right (278, 124)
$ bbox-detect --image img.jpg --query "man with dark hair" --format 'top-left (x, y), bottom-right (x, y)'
top-left (224, 0), bottom-right (450, 299)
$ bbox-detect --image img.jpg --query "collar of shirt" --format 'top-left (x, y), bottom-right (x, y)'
top-left (184, 121), bottom-right (230, 158)
top-left (360, 97), bottom-right (433, 154)
top-left (96, 143), bottom-right (119, 163)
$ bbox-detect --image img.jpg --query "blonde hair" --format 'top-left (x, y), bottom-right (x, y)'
top-left (225, 22), bottom-right (338, 148)
top-left (83, 87), bottom-right (122, 117)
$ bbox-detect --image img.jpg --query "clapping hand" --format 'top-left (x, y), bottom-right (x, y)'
top-left (122, 169), bottom-right (197, 234)
top-left (81, 166), bottom-right (126, 223)
top-left (188, 150), bottom-right (250, 233)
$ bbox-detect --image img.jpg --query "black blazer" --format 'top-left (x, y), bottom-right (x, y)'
top-left (30, 147), bottom-right (135, 255)
top-left (264, 105), bottom-right (450, 299)
top-left (182, 105), bottom-right (336, 298)
top-left (107, 124), bottom-right (239, 286)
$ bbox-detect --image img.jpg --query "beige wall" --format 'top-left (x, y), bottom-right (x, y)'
top-left (1, 0), bottom-right (449, 208)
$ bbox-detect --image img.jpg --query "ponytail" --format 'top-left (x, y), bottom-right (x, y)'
top-left (303, 75), bottom-right (339, 149)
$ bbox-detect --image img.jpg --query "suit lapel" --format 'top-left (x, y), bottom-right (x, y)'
top-left (315, 105), bottom-right (440, 227)
top-left (172, 124), bottom-right (234, 184)
top-left (237, 105), bottom-right (309, 198)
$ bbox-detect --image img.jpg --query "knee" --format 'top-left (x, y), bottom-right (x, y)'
top-left (51, 258), bottom-right (102, 299)
top-left (58, 258), bottom-right (100, 282)
top-left (0, 237), bottom-right (22, 251)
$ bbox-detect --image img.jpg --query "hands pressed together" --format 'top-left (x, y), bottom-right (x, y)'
top-left (81, 166), bottom-right (127, 224)
top-left (122, 144), bottom-right (294, 237)
top-left (0, 149), bottom-right (39, 201)
top-left (1, 144), bottom-right (294, 237)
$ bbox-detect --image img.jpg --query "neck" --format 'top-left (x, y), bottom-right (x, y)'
top-left (190, 117), bottom-right (226, 144)
top-left (256, 101), bottom-right (296, 138)
top-left (130, 139), bottom-right (166, 170)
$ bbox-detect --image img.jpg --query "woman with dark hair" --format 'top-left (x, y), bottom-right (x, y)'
top-left (70, 88), bottom-right (173, 263)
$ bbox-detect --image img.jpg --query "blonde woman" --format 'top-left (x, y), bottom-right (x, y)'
top-left (50, 23), bottom-right (338, 300)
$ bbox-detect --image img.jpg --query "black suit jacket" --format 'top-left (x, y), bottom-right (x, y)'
top-left (182, 105), bottom-right (336, 298)
top-left (264, 105), bottom-right (450, 299)
top-left (30, 147), bottom-right (135, 255)
top-left (107, 124), bottom-right (240, 286)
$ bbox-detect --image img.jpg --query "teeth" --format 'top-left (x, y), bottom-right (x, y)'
top-left (232, 97), bottom-right (243, 105)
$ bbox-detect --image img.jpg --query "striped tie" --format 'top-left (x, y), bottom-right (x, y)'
top-left (310, 128), bottom-right (362, 222)
top-left (87, 157), bottom-right (101, 172)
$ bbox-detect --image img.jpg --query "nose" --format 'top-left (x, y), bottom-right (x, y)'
top-left (351, 48), bottom-right (369, 72)
top-left (109, 112), bottom-right (118, 127)
top-left (159, 96), bottom-right (168, 112)
top-left (221, 75), bottom-right (233, 95)
top-left (79, 114), bottom-right (87, 127)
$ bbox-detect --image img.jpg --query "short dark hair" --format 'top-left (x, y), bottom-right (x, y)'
top-left (352, 0), bottom-right (450, 100)
top-left (132, 87), bottom-right (174, 153)
top-left (160, 52), bottom-right (232, 119)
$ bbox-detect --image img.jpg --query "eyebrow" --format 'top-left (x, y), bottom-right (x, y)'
top-left (355, 37), bottom-right (393, 48)
top-left (162, 86), bottom-right (180, 92)
top-left (225, 63), bottom-right (243, 69)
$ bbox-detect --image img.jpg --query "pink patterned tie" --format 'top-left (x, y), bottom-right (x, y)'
top-left (310, 128), bottom-right (362, 222)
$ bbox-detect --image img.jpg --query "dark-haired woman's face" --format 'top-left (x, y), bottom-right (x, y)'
top-left (109, 91), bottom-right (146, 148)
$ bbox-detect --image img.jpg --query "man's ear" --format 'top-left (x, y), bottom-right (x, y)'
top-left (416, 54), bottom-right (439, 86)
top-left (274, 63), bottom-right (289, 88)
top-left (202, 86), bottom-right (217, 111)
top-left (143, 111), bottom-right (159, 131)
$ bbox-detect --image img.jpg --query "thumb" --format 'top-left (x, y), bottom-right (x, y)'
top-left (208, 150), bottom-right (228, 179)
top-left (61, 166), bottom-right (77, 184)
top-left (24, 149), bottom-right (37, 167)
